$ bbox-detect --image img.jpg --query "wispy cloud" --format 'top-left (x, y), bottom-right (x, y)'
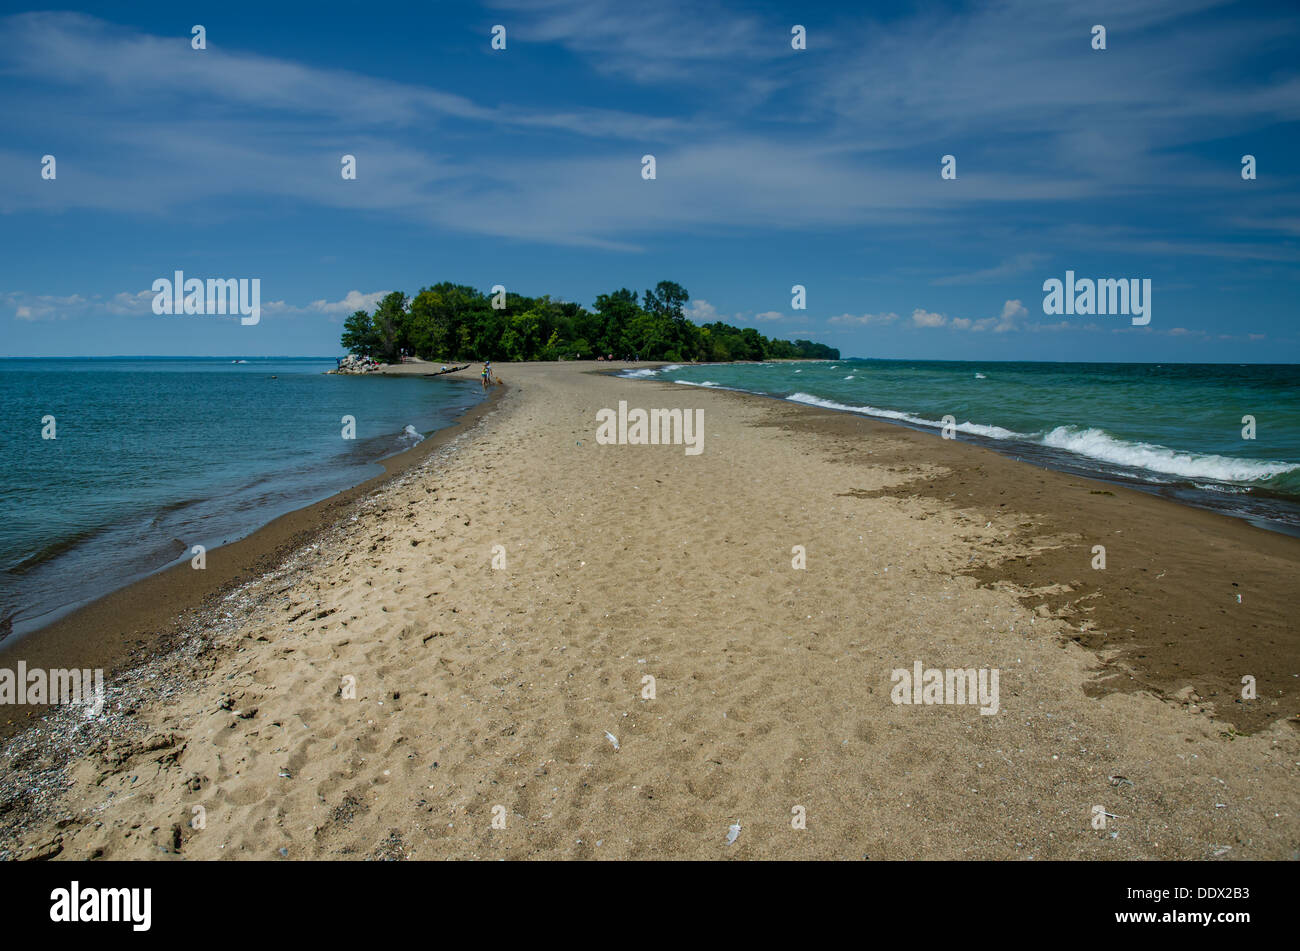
top-left (5, 4), bottom-right (1294, 252)
top-left (6, 293), bottom-right (88, 321)
top-left (0, 12), bottom-right (678, 138)
top-left (933, 253), bottom-right (1048, 286)
top-left (2, 2), bottom-right (1298, 360)
top-left (829, 312), bottom-right (899, 326)
top-left (5, 287), bottom-right (387, 322)
top-left (488, 0), bottom-right (776, 88)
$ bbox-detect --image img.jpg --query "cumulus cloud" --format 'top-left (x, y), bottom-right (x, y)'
top-left (259, 290), bottom-right (395, 320)
top-left (686, 299), bottom-right (719, 322)
top-left (910, 308), bottom-right (947, 328)
top-left (686, 299), bottom-right (753, 324)
top-left (908, 299), bottom-right (1027, 332)
top-left (978, 299), bottom-right (1027, 333)
top-left (306, 290), bottom-right (389, 315)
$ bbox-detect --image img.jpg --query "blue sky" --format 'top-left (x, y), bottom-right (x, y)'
top-left (1, 0), bottom-right (1297, 361)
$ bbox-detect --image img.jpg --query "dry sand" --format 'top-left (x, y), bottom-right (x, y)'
top-left (1, 361), bottom-right (1296, 860)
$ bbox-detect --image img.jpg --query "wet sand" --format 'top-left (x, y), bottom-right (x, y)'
top-left (0, 368), bottom-right (500, 743)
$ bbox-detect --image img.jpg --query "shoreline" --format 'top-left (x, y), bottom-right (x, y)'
top-left (0, 378), bottom-right (504, 743)
top-left (667, 381), bottom-right (1299, 733)
top-left (1, 360), bottom-right (1295, 860)
top-left (616, 364), bottom-right (1300, 538)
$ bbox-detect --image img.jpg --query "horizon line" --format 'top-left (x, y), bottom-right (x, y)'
top-left (1, 355), bottom-right (1297, 366)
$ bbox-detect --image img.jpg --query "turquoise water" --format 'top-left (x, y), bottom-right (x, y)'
top-left (625, 360), bottom-right (1300, 533)
top-left (0, 358), bottom-right (484, 638)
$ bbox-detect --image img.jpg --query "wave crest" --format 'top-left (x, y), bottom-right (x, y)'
top-left (786, 393), bottom-right (1023, 439)
top-left (1041, 426), bottom-right (1297, 483)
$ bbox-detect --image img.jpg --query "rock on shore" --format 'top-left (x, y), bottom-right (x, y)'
top-left (331, 354), bottom-right (385, 374)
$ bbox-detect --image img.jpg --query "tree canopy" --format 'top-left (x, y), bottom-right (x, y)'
top-left (340, 280), bottom-right (839, 363)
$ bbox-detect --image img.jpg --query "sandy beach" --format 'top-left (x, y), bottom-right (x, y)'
top-left (1, 360), bottom-right (1296, 861)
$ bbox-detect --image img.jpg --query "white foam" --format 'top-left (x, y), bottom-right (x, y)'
top-left (958, 421), bottom-right (1023, 439)
top-left (1040, 426), bottom-right (1298, 483)
top-left (1194, 482), bottom-right (1252, 494)
top-left (400, 424), bottom-right (425, 444)
top-left (786, 392), bottom-right (1023, 439)
top-left (621, 368), bottom-right (659, 378)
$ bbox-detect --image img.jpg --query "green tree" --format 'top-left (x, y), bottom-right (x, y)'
top-left (594, 288), bottom-right (642, 356)
top-left (500, 308), bottom-right (546, 360)
top-left (339, 280), bottom-right (839, 364)
top-left (370, 291), bottom-right (408, 363)
top-left (643, 281), bottom-right (689, 323)
top-left (341, 310), bottom-right (378, 357)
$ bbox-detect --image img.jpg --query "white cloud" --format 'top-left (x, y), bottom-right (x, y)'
top-left (907, 299), bottom-right (1027, 332)
top-left (910, 308), bottom-right (947, 328)
top-left (829, 312), bottom-right (898, 325)
top-left (488, 0), bottom-right (773, 88)
top-left (686, 299), bottom-right (719, 322)
top-left (307, 290), bottom-right (389, 315)
top-left (686, 299), bottom-right (755, 324)
top-left (104, 290), bottom-right (154, 315)
top-left (6, 288), bottom-right (389, 323)
top-left (980, 299), bottom-right (1027, 333)
top-left (1, 5), bottom-right (1296, 260)
top-left (6, 292), bottom-right (88, 321)
top-left (0, 13), bottom-right (677, 141)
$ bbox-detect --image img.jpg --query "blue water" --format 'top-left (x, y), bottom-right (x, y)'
top-left (624, 360), bottom-right (1300, 533)
top-left (0, 358), bottom-right (484, 638)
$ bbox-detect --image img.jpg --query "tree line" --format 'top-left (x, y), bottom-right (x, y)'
top-left (340, 281), bottom-right (839, 363)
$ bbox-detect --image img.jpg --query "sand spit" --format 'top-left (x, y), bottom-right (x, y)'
top-left (1, 361), bottom-right (1295, 860)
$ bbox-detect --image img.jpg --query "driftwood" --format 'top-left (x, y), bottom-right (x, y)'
top-left (425, 363), bottom-right (472, 377)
